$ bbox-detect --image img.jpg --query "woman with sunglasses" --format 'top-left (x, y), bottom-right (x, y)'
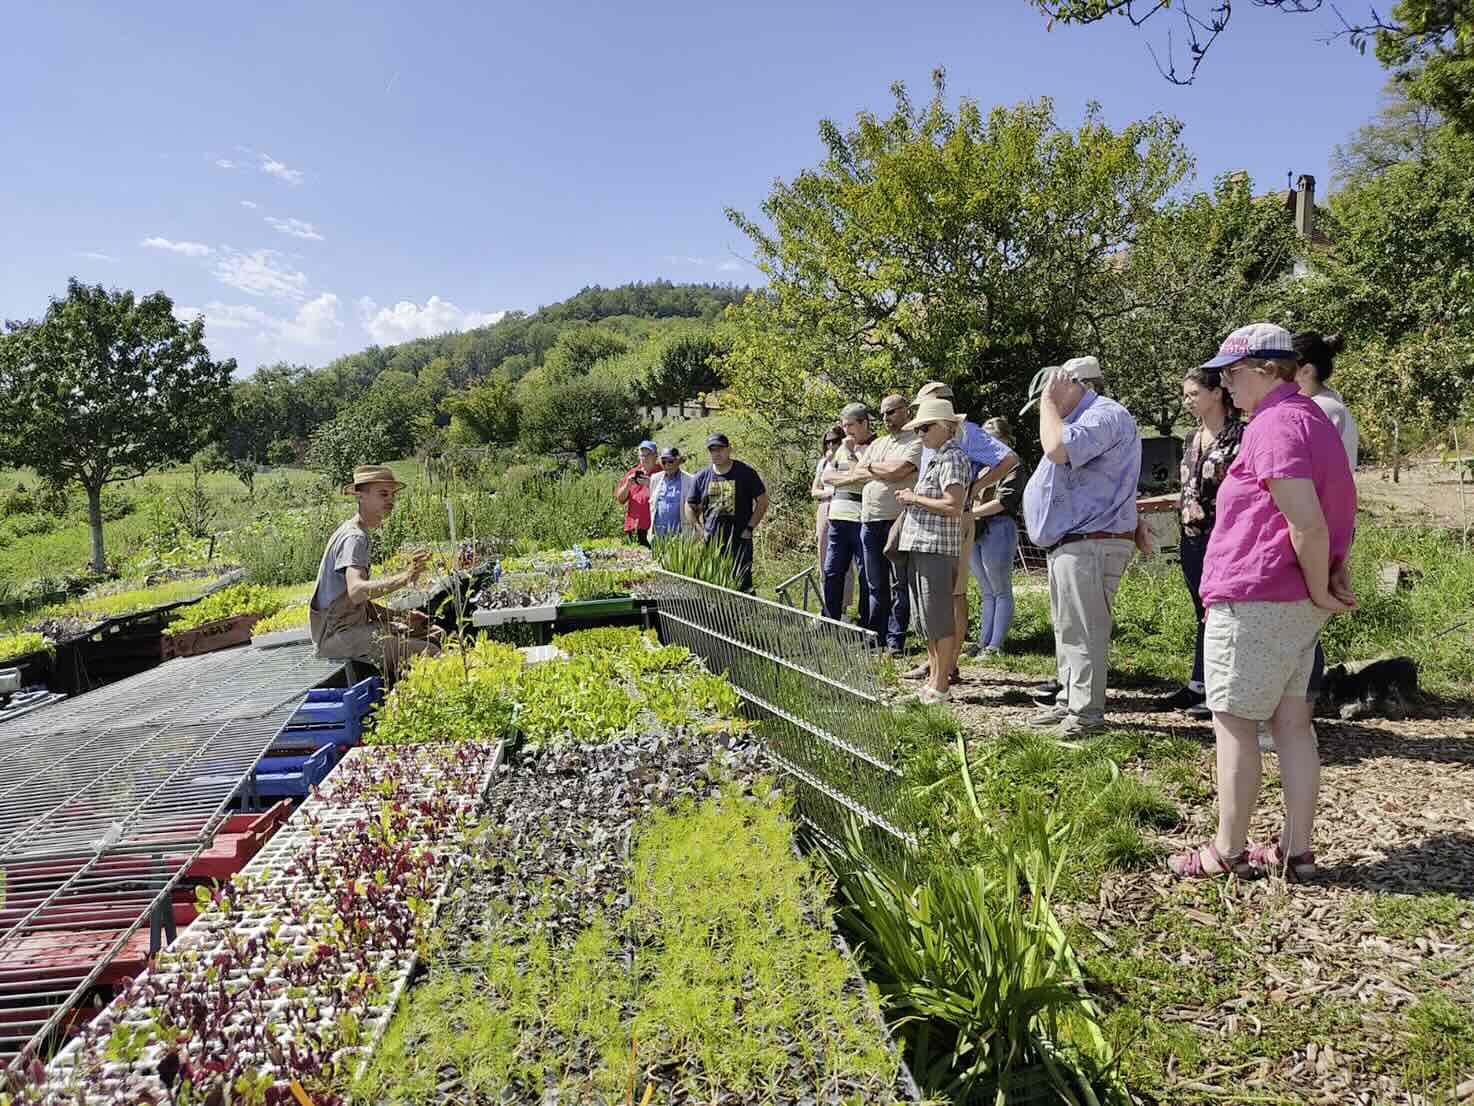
top-left (812, 423), bottom-right (854, 609)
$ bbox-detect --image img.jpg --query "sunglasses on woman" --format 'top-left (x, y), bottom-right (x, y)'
top-left (914, 422), bottom-right (937, 434)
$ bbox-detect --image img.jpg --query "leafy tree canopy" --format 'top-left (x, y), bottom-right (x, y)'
top-left (0, 279), bottom-right (233, 571)
top-left (518, 367), bottom-right (643, 469)
top-left (722, 72), bottom-right (1191, 445)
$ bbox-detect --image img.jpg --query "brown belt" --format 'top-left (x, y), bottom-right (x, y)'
top-left (1050, 529), bottom-right (1135, 551)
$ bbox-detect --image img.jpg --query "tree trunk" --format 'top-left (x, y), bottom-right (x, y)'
top-left (1392, 420), bottom-right (1402, 484)
top-left (86, 482), bottom-right (106, 575)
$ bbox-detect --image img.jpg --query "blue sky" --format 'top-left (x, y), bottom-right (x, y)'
top-left (3, 0), bottom-right (1389, 375)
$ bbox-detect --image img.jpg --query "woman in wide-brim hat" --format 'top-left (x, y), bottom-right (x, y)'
top-left (893, 398), bottom-right (970, 703)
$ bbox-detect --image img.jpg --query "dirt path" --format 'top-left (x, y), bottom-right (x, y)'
top-left (1355, 457), bottom-right (1473, 532)
top-left (950, 666), bottom-right (1474, 1105)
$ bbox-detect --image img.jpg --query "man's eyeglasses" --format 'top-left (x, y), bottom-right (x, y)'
top-left (880, 407), bottom-right (906, 417)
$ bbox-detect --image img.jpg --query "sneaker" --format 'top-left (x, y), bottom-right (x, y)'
top-left (1058, 714), bottom-right (1107, 738)
top-left (919, 686), bottom-right (950, 704)
top-left (1154, 686), bottom-right (1206, 712)
top-left (1031, 681), bottom-right (1062, 707)
top-left (901, 662), bottom-right (931, 680)
top-left (961, 642), bottom-right (981, 659)
top-left (882, 643), bottom-right (904, 657)
top-left (1028, 705), bottom-right (1070, 727)
top-left (1186, 703), bottom-right (1212, 721)
top-left (980, 645), bottom-right (1001, 659)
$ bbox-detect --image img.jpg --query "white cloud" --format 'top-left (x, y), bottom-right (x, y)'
top-left (265, 215), bottom-right (324, 241)
top-left (174, 293), bottom-right (341, 347)
top-left (142, 236), bottom-right (214, 257)
top-left (215, 158), bottom-right (237, 169)
top-left (240, 200), bottom-right (259, 209)
top-left (214, 248), bottom-right (308, 300)
top-left (260, 153), bottom-right (304, 185)
top-left (80, 251), bottom-right (117, 262)
top-left (357, 295), bottom-right (506, 344)
top-left (280, 293), bottom-right (343, 345)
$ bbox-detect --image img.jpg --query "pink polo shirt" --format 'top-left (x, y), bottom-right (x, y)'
top-left (1200, 382), bottom-right (1356, 607)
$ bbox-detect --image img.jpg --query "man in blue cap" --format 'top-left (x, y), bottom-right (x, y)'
top-left (615, 439), bottom-right (661, 546)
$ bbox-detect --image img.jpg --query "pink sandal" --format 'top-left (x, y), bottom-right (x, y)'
top-left (1246, 842), bottom-right (1317, 882)
top-left (1167, 842), bottom-right (1252, 880)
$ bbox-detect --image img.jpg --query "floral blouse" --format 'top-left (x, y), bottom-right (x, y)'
top-left (1180, 418), bottom-right (1245, 538)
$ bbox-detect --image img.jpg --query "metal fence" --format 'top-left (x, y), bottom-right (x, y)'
top-left (653, 569), bottom-right (917, 851)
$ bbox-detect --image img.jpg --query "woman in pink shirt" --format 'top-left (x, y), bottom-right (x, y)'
top-left (1169, 323), bottom-right (1357, 882)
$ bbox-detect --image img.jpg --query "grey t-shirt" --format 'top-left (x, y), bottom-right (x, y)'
top-left (311, 519), bottom-right (371, 611)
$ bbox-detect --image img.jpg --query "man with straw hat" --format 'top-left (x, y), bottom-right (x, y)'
top-left (309, 464), bottom-right (440, 681)
top-left (893, 395), bottom-right (994, 703)
top-left (1020, 358), bottom-right (1150, 736)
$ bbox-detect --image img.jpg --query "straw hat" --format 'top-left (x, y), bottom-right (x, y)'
top-left (903, 397), bottom-right (965, 431)
top-left (342, 464), bottom-right (406, 495)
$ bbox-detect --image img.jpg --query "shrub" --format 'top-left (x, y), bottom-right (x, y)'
top-left (252, 604), bottom-right (309, 633)
top-left (0, 513), bottom-right (57, 539)
top-left (229, 507), bottom-right (340, 586)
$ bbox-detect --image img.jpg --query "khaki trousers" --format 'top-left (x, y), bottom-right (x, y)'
top-left (1047, 539), bottom-right (1134, 722)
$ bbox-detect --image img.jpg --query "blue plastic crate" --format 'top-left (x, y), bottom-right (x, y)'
top-left (253, 743), bottom-right (340, 800)
top-left (271, 676), bottom-right (382, 752)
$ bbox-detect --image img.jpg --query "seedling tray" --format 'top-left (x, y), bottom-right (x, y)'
top-left (471, 603), bottom-right (558, 626)
top-left (162, 613), bottom-right (262, 659)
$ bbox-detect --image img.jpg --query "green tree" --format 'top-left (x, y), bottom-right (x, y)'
top-left (1332, 80), bottom-right (1442, 187)
top-left (445, 375), bottom-right (520, 445)
top-left (306, 409), bottom-right (393, 487)
top-left (722, 72), bottom-right (1191, 446)
top-left (635, 327), bottom-right (725, 406)
top-left (542, 327), bottom-right (631, 378)
top-left (1098, 174), bottom-right (1301, 434)
top-left (1294, 122), bottom-right (1474, 344)
top-left (196, 442), bottom-right (259, 496)
top-left (0, 280), bottom-right (234, 572)
top-left (519, 367), bottom-right (642, 470)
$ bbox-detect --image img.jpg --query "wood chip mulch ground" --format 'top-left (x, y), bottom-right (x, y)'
top-left (949, 664), bottom-right (1474, 1106)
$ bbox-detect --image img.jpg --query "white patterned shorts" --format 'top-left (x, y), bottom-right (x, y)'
top-left (1204, 599), bottom-right (1331, 721)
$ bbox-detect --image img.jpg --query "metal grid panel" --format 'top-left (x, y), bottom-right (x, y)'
top-left (653, 569), bottom-right (917, 851)
top-left (0, 643), bottom-right (343, 1068)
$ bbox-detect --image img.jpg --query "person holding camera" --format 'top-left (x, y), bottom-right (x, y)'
top-left (615, 439), bottom-right (661, 546)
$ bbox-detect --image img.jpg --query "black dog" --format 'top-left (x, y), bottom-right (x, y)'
top-left (1316, 656), bottom-right (1422, 720)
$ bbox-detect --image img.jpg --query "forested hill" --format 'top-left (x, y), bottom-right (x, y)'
top-left (224, 280), bottom-right (752, 467)
top-left (310, 280), bottom-right (748, 395)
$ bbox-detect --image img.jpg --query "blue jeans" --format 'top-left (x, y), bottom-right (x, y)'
top-left (969, 516), bottom-right (1017, 649)
top-left (1178, 531), bottom-right (1209, 689)
top-left (861, 518), bottom-right (910, 648)
top-left (822, 519), bottom-right (868, 623)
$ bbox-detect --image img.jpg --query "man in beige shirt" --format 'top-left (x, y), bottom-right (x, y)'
top-left (851, 394), bottom-right (922, 653)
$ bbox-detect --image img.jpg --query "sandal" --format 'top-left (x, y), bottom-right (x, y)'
top-left (1167, 842), bottom-right (1252, 880)
top-left (1246, 842), bottom-right (1317, 882)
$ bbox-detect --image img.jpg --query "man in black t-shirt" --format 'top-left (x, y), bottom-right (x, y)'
top-left (688, 432), bottom-right (769, 593)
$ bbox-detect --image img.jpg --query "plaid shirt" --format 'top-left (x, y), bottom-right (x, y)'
top-left (899, 439), bottom-right (971, 556)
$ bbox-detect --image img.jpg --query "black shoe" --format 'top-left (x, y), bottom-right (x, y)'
top-left (1031, 680), bottom-right (1062, 706)
top-left (1155, 686), bottom-right (1206, 712)
top-left (1186, 704), bottom-right (1212, 721)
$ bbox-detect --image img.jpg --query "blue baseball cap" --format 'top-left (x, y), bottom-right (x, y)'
top-left (1201, 323), bottom-right (1296, 369)
top-left (638, 439), bottom-right (658, 452)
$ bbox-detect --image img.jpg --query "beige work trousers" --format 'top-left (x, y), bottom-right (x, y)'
top-left (309, 591), bottom-right (436, 673)
top-left (1047, 539), bottom-right (1134, 722)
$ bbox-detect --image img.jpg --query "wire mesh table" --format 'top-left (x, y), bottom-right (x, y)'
top-left (0, 643), bottom-right (343, 1069)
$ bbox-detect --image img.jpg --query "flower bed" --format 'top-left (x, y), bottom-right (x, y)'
top-left (18, 742), bottom-right (499, 1106)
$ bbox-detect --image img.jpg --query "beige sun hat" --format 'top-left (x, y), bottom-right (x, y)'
top-left (915, 380), bottom-right (953, 402)
top-left (342, 463), bottom-right (407, 495)
top-left (903, 397), bottom-right (965, 431)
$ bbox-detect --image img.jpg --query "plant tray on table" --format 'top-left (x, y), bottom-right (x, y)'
top-left (469, 571), bottom-right (561, 626)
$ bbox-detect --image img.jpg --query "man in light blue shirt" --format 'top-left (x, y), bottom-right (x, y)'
top-left (1020, 356), bottom-right (1150, 736)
